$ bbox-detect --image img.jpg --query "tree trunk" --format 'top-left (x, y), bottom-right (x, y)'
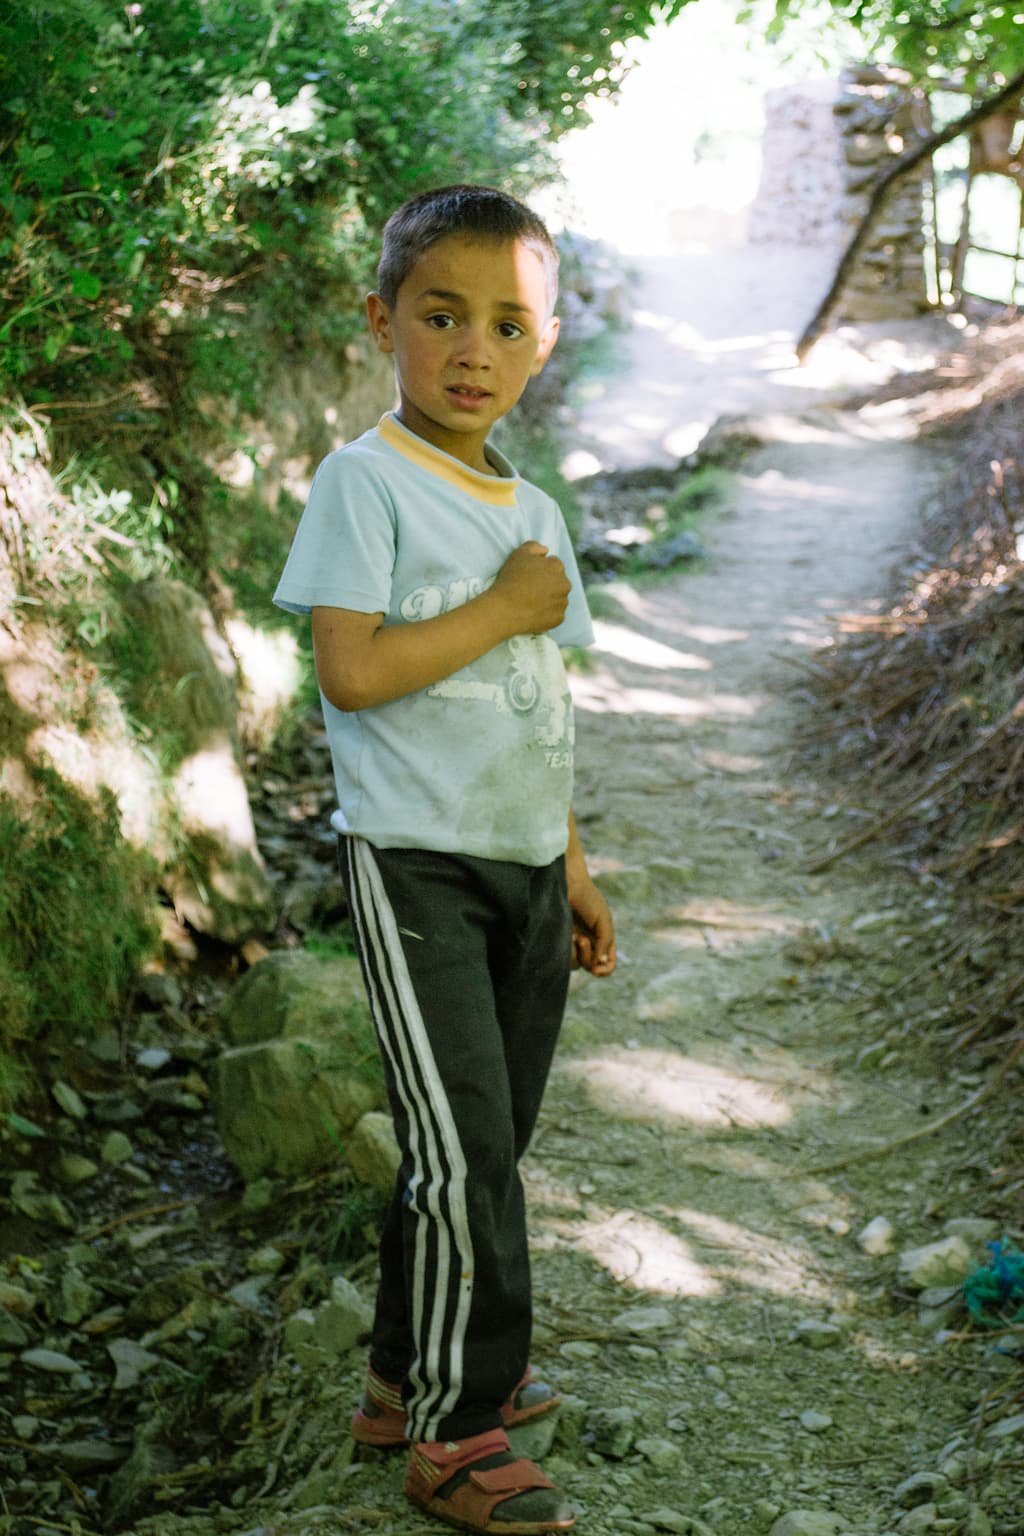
top-left (797, 67), bottom-right (1024, 362)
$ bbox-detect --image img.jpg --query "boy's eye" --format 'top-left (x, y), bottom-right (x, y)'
top-left (426, 313), bottom-right (456, 329)
top-left (497, 321), bottom-right (524, 340)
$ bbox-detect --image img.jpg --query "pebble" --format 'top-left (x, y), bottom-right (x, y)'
top-left (611, 1303), bottom-right (677, 1333)
top-left (792, 1320), bottom-right (843, 1349)
top-left (561, 1340), bottom-right (600, 1360)
top-left (703, 1363), bottom-right (726, 1385)
top-left (587, 1405), bottom-right (640, 1459)
top-left (857, 1215), bottom-right (895, 1256)
top-left (635, 1436), bottom-right (681, 1471)
top-left (644, 1510), bottom-right (715, 1535)
top-left (896, 1505), bottom-right (937, 1533)
top-left (107, 1337), bottom-right (162, 1392)
top-left (897, 1237), bottom-right (973, 1291)
top-left (894, 1472), bottom-right (949, 1506)
top-left (247, 1245), bottom-right (286, 1275)
top-left (136, 1046), bottom-right (173, 1072)
top-left (799, 1410), bottom-right (833, 1433)
top-left (770, 1513), bottom-right (847, 1536)
top-left (21, 1346), bottom-right (81, 1374)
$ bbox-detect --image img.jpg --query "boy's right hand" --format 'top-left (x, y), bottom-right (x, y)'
top-left (491, 541), bottom-right (571, 636)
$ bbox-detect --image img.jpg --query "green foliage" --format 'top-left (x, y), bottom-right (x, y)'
top-left (0, 765), bottom-right (158, 1084)
top-left (766, 0), bottom-right (1024, 84)
top-left (1, 0), bottom-right (688, 414)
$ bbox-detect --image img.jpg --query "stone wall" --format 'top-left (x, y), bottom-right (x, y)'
top-left (749, 66), bottom-right (933, 323)
top-left (833, 65), bottom-right (932, 322)
top-left (748, 79), bottom-right (846, 248)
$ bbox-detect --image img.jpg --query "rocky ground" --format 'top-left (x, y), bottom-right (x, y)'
top-left (3, 267), bottom-right (1024, 1535)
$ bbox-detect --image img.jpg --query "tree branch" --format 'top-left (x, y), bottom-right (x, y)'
top-left (797, 66), bottom-right (1024, 362)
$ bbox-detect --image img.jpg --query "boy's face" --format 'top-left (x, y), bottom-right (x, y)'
top-left (366, 234), bottom-right (559, 473)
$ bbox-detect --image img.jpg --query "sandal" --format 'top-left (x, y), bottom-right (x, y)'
top-left (406, 1426), bottom-right (576, 1534)
top-left (351, 1364), bottom-right (561, 1449)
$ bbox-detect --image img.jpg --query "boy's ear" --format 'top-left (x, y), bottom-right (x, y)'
top-left (530, 315), bottom-right (559, 376)
top-left (366, 292), bottom-right (394, 354)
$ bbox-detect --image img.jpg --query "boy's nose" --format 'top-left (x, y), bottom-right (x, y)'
top-left (452, 327), bottom-right (491, 367)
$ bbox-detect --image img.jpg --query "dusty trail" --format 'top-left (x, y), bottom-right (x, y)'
top-left (506, 254), bottom-right (1012, 1535)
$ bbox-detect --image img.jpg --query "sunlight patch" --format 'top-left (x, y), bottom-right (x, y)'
top-left (571, 666), bottom-right (765, 722)
top-left (591, 621), bottom-right (712, 672)
top-left (662, 1205), bottom-right (834, 1302)
top-left (567, 1048), bottom-right (792, 1129)
top-left (546, 1205), bottom-right (721, 1297)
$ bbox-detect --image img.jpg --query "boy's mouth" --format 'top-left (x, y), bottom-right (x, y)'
top-left (446, 385), bottom-right (492, 404)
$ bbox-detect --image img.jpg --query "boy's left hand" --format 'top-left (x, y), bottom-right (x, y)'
top-left (569, 877), bottom-right (616, 976)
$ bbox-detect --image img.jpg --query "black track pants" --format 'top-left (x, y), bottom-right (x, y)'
top-left (340, 836), bottom-right (572, 1444)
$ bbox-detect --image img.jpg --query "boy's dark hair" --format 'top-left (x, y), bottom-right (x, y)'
top-left (376, 184), bottom-right (559, 313)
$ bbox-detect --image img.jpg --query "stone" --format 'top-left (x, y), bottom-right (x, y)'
top-left (122, 576), bottom-right (275, 943)
top-left (898, 1237), bottom-right (974, 1291)
top-left (799, 1410), bottom-right (833, 1433)
top-left (51, 1437), bottom-right (127, 1470)
top-left (108, 1338), bottom-right (162, 1391)
top-left (284, 1276), bottom-right (372, 1367)
top-left (644, 1511), bottom-right (716, 1535)
top-left (894, 1473), bottom-right (949, 1507)
top-left (92, 1092), bottom-right (144, 1123)
top-left (610, 1303), bottom-right (676, 1334)
top-left (964, 1508), bottom-right (991, 1536)
top-left (51, 1080), bottom-right (87, 1119)
top-left (136, 972), bottom-right (184, 1010)
top-left (21, 1347), bottom-right (81, 1374)
top-left (101, 1131), bottom-right (135, 1165)
top-left (12, 1415), bottom-right (38, 1439)
top-left (507, 1409), bottom-right (561, 1462)
top-left (897, 1506), bottom-right (937, 1533)
top-left (347, 1110), bottom-right (400, 1193)
top-left (792, 1320), bottom-right (843, 1349)
top-left (636, 1436), bottom-right (682, 1471)
top-left (561, 1340), bottom-right (599, 1360)
top-left (588, 1406), bottom-right (640, 1459)
top-left (770, 1514), bottom-right (847, 1536)
top-left (136, 1046), bottom-right (173, 1072)
top-left (57, 1267), bottom-right (100, 1325)
top-left (857, 1216), bottom-right (895, 1256)
top-left (593, 866), bottom-right (652, 902)
top-left (212, 951), bottom-right (382, 1179)
top-left (247, 1246), bottom-right (286, 1276)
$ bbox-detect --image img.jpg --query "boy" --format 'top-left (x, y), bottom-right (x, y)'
top-left (274, 184), bottom-right (615, 1535)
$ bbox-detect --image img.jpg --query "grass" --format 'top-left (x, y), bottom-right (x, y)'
top-left (0, 765), bottom-right (158, 1096)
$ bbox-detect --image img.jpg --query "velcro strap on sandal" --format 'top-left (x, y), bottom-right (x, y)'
top-left (416, 1428), bottom-right (510, 1473)
top-left (469, 1460), bottom-right (556, 1495)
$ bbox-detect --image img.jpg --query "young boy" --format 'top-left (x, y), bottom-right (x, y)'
top-left (274, 184), bottom-right (615, 1535)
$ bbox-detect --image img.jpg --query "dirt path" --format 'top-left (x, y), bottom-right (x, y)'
top-left (507, 264), bottom-right (1013, 1534)
top-left (332, 258), bottom-right (1021, 1536)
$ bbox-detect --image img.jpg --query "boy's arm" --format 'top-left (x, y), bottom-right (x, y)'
top-left (313, 541), bottom-right (569, 712)
top-left (566, 810), bottom-right (616, 977)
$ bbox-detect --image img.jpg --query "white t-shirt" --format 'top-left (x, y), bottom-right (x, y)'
top-left (273, 413), bottom-right (593, 866)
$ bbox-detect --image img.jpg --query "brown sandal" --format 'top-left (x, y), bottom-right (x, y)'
top-left (351, 1364), bottom-right (561, 1449)
top-left (405, 1427), bottom-right (576, 1534)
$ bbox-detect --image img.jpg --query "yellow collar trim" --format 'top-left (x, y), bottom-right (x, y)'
top-left (378, 414), bottom-right (518, 507)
